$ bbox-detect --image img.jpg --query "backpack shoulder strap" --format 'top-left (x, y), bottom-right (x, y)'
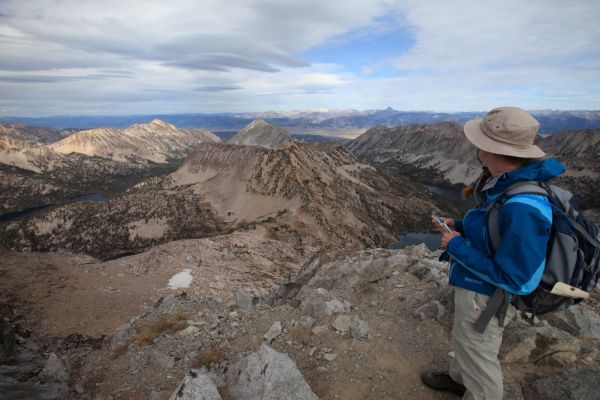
top-left (487, 181), bottom-right (548, 250)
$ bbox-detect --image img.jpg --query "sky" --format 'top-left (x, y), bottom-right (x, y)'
top-left (0, 0), bottom-right (599, 116)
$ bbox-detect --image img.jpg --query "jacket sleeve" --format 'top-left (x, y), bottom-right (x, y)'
top-left (447, 195), bottom-right (552, 294)
top-left (454, 219), bottom-right (464, 235)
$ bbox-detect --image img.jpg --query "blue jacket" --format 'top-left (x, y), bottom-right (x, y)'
top-left (447, 158), bottom-right (565, 296)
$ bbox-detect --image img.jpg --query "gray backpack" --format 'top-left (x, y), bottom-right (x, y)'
top-left (474, 181), bottom-right (600, 334)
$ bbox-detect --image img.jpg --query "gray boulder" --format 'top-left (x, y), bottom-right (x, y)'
top-left (414, 300), bottom-right (446, 321)
top-left (547, 304), bottom-right (600, 339)
top-left (39, 353), bottom-right (69, 383)
top-left (501, 324), bottom-right (580, 364)
top-left (331, 315), bottom-right (373, 340)
top-left (522, 367), bottom-right (600, 400)
top-left (263, 321), bottom-right (282, 344)
top-left (170, 370), bottom-right (222, 400)
top-left (226, 345), bottom-right (318, 400)
top-left (271, 253), bottom-right (325, 301)
top-left (307, 252), bottom-right (401, 289)
top-left (299, 288), bottom-right (351, 319)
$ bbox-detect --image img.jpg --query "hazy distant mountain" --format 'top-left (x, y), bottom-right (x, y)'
top-left (49, 119), bottom-right (220, 163)
top-left (3, 108), bottom-right (599, 134)
top-left (0, 121), bottom-right (78, 144)
top-left (227, 120), bottom-right (292, 148)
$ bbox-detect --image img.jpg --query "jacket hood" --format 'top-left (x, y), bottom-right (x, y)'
top-left (484, 157), bottom-right (565, 196)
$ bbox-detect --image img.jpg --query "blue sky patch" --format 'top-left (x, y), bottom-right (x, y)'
top-left (302, 19), bottom-right (414, 77)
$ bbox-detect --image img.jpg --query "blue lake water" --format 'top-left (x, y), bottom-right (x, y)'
top-left (391, 232), bottom-right (442, 251)
top-left (0, 204), bottom-right (56, 223)
top-left (0, 192), bottom-right (107, 223)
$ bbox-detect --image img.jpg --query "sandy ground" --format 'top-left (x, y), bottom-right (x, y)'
top-left (0, 249), bottom-right (167, 337)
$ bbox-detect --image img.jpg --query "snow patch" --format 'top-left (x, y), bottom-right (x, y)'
top-left (168, 269), bottom-right (193, 289)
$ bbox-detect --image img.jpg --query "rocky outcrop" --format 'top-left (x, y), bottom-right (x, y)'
top-left (49, 119), bottom-right (220, 163)
top-left (0, 121), bottom-right (76, 144)
top-left (522, 367), bottom-right (600, 400)
top-left (347, 122), bottom-right (480, 186)
top-left (4, 245), bottom-right (596, 400)
top-left (227, 120), bottom-right (292, 149)
top-left (226, 345), bottom-right (318, 400)
top-left (170, 371), bottom-right (222, 400)
top-left (0, 304), bottom-right (100, 400)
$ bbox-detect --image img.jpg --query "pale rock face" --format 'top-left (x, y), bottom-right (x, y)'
top-left (226, 345), bottom-right (318, 400)
top-left (48, 119), bottom-right (220, 163)
top-left (169, 371), bottom-right (221, 400)
top-left (227, 119), bottom-right (292, 149)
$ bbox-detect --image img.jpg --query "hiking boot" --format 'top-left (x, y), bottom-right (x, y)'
top-left (421, 371), bottom-right (466, 397)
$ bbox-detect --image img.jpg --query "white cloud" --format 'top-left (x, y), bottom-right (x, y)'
top-left (0, 0), bottom-right (598, 115)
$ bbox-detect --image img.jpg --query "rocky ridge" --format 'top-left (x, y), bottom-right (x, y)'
top-left (0, 140), bottom-right (438, 258)
top-left (346, 122), bottom-right (479, 186)
top-left (49, 119), bottom-right (220, 163)
top-left (173, 140), bottom-right (437, 249)
top-left (3, 245), bottom-right (599, 399)
top-left (0, 120), bottom-right (221, 214)
top-left (348, 124), bottom-right (600, 219)
top-left (0, 121), bottom-right (77, 144)
top-left (227, 119), bottom-right (292, 149)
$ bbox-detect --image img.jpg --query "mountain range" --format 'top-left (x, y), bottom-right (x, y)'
top-left (0, 137), bottom-right (438, 258)
top-left (0, 120), bottom-right (220, 214)
top-left (3, 108), bottom-right (599, 135)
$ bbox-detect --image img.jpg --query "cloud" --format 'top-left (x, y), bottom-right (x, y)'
top-left (194, 85), bottom-right (243, 92)
top-left (0, 0), bottom-right (598, 116)
top-left (392, 0), bottom-right (600, 72)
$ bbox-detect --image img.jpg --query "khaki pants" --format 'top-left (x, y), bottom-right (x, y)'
top-left (449, 287), bottom-right (516, 400)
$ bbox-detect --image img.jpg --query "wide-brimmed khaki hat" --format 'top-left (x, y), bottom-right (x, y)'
top-left (463, 106), bottom-right (546, 158)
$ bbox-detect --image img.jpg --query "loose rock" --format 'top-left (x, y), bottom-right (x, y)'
top-left (169, 370), bottom-right (221, 400)
top-left (226, 345), bottom-right (318, 400)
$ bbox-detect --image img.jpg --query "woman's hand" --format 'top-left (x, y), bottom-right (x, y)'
top-left (432, 216), bottom-right (455, 233)
top-left (440, 230), bottom-right (462, 249)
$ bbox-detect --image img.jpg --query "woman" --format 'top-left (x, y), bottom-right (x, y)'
top-left (421, 107), bottom-right (565, 399)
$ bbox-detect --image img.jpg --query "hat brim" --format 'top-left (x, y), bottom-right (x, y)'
top-left (464, 118), bottom-right (546, 158)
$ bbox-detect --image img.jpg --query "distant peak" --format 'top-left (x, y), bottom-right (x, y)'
top-left (150, 119), bottom-right (171, 127)
top-left (249, 119), bottom-right (268, 126)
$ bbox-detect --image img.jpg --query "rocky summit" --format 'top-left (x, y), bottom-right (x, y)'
top-left (227, 119), bottom-right (292, 148)
top-left (2, 245), bottom-right (599, 400)
top-left (49, 119), bottom-right (220, 163)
